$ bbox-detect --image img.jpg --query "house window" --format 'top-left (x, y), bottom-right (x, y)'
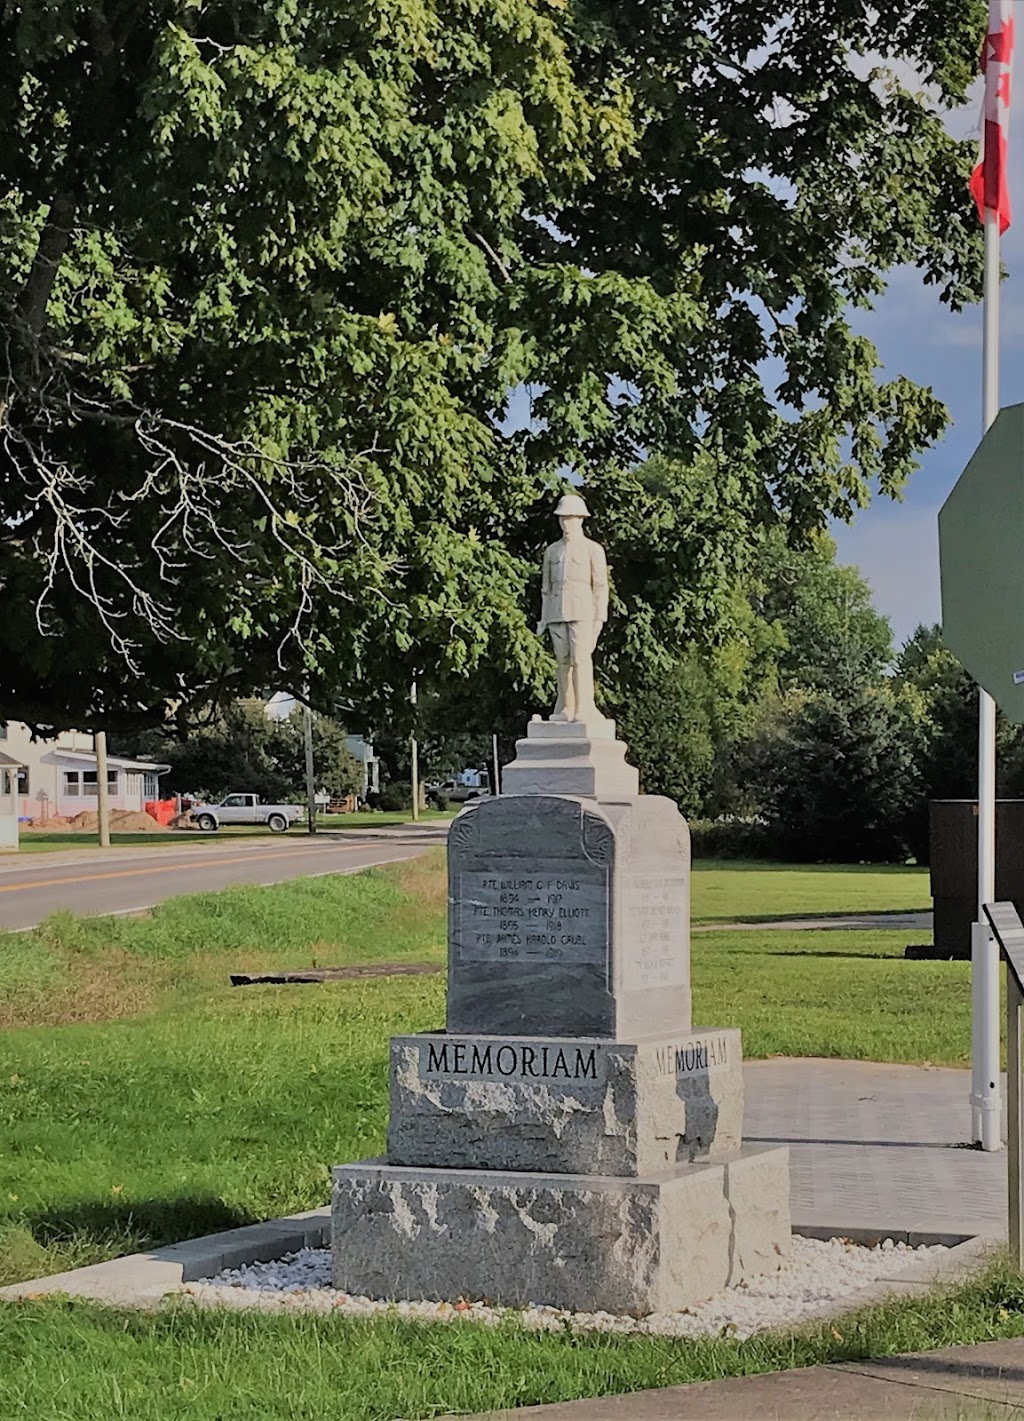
top-left (143, 773), bottom-right (159, 799)
top-left (64, 770), bottom-right (118, 797)
top-left (16, 769), bottom-right (28, 795)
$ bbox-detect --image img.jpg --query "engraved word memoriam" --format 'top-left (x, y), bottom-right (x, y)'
top-left (422, 1038), bottom-right (604, 1083)
top-left (656, 1035), bottom-right (730, 1077)
top-left (455, 862), bottom-right (608, 966)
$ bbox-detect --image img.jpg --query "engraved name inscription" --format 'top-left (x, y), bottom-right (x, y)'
top-left (621, 873), bottom-right (689, 988)
top-left (422, 1038), bottom-right (604, 1083)
top-left (456, 860), bottom-right (608, 965)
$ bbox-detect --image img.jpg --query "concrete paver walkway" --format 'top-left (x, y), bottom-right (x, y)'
top-left (470, 1338), bottom-right (1024, 1419)
top-left (746, 1058), bottom-right (1007, 1240)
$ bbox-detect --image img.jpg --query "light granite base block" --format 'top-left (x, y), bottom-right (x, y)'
top-left (387, 1028), bottom-right (742, 1175)
top-left (501, 719), bottom-right (641, 798)
top-left (331, 1145), bottom-right (789, 1316)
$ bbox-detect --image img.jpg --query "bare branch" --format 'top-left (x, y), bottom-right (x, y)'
top-left (471, 230), bottom-right (513, 285)
top-left (0, 376), bottom-right (389, 674)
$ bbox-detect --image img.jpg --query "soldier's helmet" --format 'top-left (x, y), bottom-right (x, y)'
top-left (554, 493), bottom-right (589, 518)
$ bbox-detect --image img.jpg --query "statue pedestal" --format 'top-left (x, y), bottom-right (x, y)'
top-left (331, 789), bottom-right (791, 1315)
top-left (501, 715), bottom-right (640, 799)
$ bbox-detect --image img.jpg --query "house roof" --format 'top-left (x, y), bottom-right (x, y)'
top-left (0, 750), bottom-right (24, 768)
top-left (58, 751), bottom-right (171, 774)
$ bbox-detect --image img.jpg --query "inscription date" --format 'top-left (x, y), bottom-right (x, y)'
top-left (456, 864), bottom-right (607, 965)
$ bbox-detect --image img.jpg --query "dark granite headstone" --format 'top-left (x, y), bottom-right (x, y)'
top-left (446, 794), bottom-right (690, 1039)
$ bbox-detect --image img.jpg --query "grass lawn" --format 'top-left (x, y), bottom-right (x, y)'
top-left (0, 853), bottom-right (955, 1284)
top-left (0, 850), bottom-right (976, 1420)
top-left (12, 831), bottom-right (258, 853)
top-left (4, 1268), bottom-right (1024, 1420)
top-left (690, 859), bottom-right (929, 923)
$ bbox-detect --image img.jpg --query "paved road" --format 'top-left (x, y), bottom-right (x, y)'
top-left (0, 827), bottom-right (447, 931)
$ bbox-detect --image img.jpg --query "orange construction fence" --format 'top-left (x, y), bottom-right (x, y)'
top-left (144, 799), bottom-right (177, 825)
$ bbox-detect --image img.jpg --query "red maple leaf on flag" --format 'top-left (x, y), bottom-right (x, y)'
top-left (972, 3), bottom-right (1014, 233)
top-left (985, 16), bottom-right (1015, 68)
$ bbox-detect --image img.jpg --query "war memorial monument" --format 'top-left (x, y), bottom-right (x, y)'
top-left (331, 495), bottom-right (791, 1315)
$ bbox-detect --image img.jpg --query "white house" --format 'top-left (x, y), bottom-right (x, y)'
top-left (0, 723), bottom-right (170, 821)
top-left (0, 751), bottom-right (23, 848)
top-left (345, 735), bottom-right (381, 798)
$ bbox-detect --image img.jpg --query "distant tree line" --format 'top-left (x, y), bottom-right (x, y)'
top-left (620, 537), bottom-right (1023, 864)
top-left (405, 498), bottom-right (1012, 863)
top-left (117, 516), bottom-right (1004, 862)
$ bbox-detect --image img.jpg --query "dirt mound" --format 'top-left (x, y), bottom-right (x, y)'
top-left (22, 810), bottom-right (167, 833)
top-left (110, 810), bottom-right (165, 832)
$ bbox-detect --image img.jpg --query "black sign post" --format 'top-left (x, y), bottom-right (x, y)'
top-left (984, 901), bottom-right (1024, 1266)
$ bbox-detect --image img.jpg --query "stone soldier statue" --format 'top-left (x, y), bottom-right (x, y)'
top-left (536, 493), bottom-right (609, 722)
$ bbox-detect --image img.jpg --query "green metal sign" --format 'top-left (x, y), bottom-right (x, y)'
top-left (939, 402), bottom-right (1024, 723)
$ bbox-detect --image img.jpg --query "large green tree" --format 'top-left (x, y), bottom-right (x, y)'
top-left (125, 700), bottom-right (360, 800)
top-left (1, 0), bottom-right (985, 732)
top-left (741, 678), bottom-right (924, 862)
top-left (750, 529), bottom-right (895, 693)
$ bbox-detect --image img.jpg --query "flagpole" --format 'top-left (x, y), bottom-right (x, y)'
top-left (972, 207), bottom-right (1002, 1151)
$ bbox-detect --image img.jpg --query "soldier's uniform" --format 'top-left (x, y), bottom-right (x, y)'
top-left (539, 494), bottom-right (608, 720)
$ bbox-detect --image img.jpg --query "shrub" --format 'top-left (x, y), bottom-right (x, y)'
top-left (378, 782), bottom-right (413, 812)
top-left (688, 819), bottom-right (774, 860)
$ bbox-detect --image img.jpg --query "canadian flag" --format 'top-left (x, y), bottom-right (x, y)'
top-left (971, 0), bottom-right (1015, 233)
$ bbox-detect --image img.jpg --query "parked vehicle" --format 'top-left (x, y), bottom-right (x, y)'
top-left (428, 780), bottom-right (489, 807)
top-left (188, 793), bottom-right (302, 833)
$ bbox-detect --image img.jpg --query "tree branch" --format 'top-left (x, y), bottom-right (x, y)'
top-left (17, 194), bottom-right (78, 344)
top-left (471, 230), bottom-right (512, 285)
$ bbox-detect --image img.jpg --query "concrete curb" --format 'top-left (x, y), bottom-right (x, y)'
top-left (0, 1207), bottom-right (331, 1307)
top-left (0, 1213), bottom-right (997, 1316)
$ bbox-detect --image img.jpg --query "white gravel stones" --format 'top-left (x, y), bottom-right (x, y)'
top-left (186, 1235), bottom-right (947, 1339)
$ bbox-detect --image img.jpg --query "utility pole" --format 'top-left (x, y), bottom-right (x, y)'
top-left (303, 698), bottom-right (317, 836)
top-left (94, 731), bottom-right (111, 849)
top-left (410, 678), bottom-right (419, 822)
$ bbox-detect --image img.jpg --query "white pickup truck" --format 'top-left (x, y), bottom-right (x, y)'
top-left (189, 794), bottom-right (302, 834)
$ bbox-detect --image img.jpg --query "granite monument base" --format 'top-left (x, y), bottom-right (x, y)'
top-left (387, 1028), bottom-right (743, 1176)
top-left (332, 1145), bottom-right (790, 1316)
top-left (501, 717), bottom-right (640, 798)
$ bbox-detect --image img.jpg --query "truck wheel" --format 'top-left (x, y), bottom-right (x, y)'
top-left (268, 813), bottom-right (288, 834)
top-left (196, 813), bottom-right (218, 832)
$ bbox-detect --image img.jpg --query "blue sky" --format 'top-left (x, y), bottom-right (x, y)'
top-left (833, 88), bottom-right (1024, 647)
